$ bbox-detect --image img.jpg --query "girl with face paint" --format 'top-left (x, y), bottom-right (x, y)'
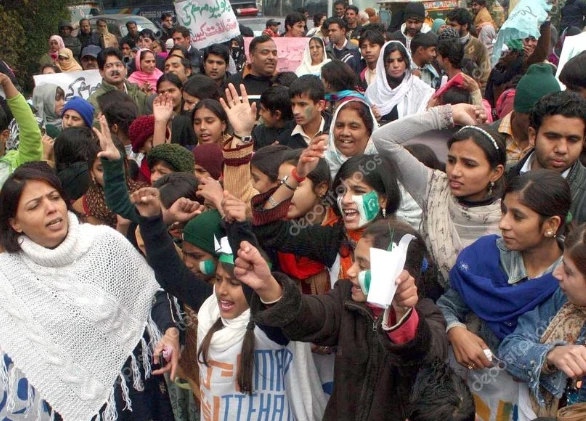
top-left (230, 218), bottom-right (447, 420)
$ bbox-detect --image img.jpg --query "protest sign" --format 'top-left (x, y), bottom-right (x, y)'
top-left (175, 0), bottom-right (240, 49)
top-left (33, 70), bottom-right (101, 101)
top-left (243, 37), bottom-right (307, 73)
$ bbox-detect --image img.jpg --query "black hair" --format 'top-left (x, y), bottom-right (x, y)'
top-left (40, 64), bottom-right (62, 74)
top-left (289, 74), bottom-right (325, 103)
top-left (345, 5), bottom-right (359, 14)
top-left (285, 12), bottom-right (306, 30)
top-left (405, 144), bottom-right (445, 172)
top-left (260, 86), bottom-right (293, 120)
top-left (383, 42), bottom-right (411, 69)
top-left (161, 12), bottom-right (173, 20)
top-left (99, 90), bottom-right (138, 135)
top-left (437, 39), bottom-right (464, 69)
top-left (0, 166), bottom-right (72, 253)
top-left (282, 149), bottom-right (331, 190)
top-left (139, 28), bottom-right (155, 41)
top-left (441, 86), bottom-right (472, 105)
top-left (472, 0), bottom-right (487, 5)
top-left (334, 0), bottom-right (346, 6)
top-left (79, 18), bottom-right (89, 26)
top-left (407, 360), bottom-right (475, 421)
top-left (447, 8), bottom-right (473, 29)
top-left (410, 32), bottom-right (438, 55)
top-left (321, 60), bottom-right (357, 92)
top-left (168, 45), bottom-right (189, 58)
top-left (565, 223), bottom-right (586, 278)
top-left (96, 18), bottom-right (107, 26)
top-left (505, 170), bottom-right (572, 237)
top-left (359, 29), bottom-right (385, 48)
top-left (203, 43), bottom-right (230, 65)
top-left (153, 172), bottom-right (201, 208)
top-left (529, 91), bottom-right (586, 136)
top-left (272, 71), bottom-right (298, 87)
top-left (97, 47), bottom-right (123, 70)
top-left (0, 99), bottom-right (10, 132)
top-left (165, 54), bottom-right (192, 75)
top-left (54, 127), bottom-right (96, 172)
top-left (296, 7), bottom-right (307, 14)
top-left (249, 35), bottom-right (273, 54)
top-left (173, 25), bottom-right (191, 38)
top-left (332, 154), bottom-right (402, 218)
top-left (183, 75), bottom-right (221, 101)
top-left (126, 20), bottom-right (137, 28)
top-left (313, 12), bottom-right (326, 27)
top-left (156, 72), bottom-right (183, 91)
top-left (326, 17), bottom-right (348, 31)
top-left (560, 52), bottom-right (586, 92)
top-left (192, 99), bottom-right (228, 128)
top-left (251, 144), bottom-right (291, 182)
top-left (120, 38), bottom-right (136, 50)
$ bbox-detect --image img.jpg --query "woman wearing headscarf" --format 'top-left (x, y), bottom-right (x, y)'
top-left (56, 48), bottom-right (82, 72)
top-left (128, 49), bottom-right (164, 93)
top-left (32, 83), bottom-right (64, 137)
top-left (295, 37), bottom-right (331, 77)
top-left (365, 41), bottom-right (435, 124)
top-left (39, 35), bottom-right (65, 68)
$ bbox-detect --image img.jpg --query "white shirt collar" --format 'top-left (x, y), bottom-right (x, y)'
top-left (520, 152), bottom-right (571, 178)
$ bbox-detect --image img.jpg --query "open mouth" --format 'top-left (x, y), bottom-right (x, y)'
top-left (218, 299), bottom-right (235, 312)
top-left (342, 209), bottom-right (359, 222)
top-left (46, 217), bottom-right (64, 230)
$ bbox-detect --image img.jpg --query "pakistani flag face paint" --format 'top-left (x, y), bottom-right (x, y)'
top-left (337, 190), bottom-right (381, 229)
top-left (358, 270), bottom-right (371, 294)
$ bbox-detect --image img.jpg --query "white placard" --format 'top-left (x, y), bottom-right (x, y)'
top-left (367, 234), bottom-right (415, 308)
top-left (174, 0), bottom-right (241, 50)
top-left (33, 70), bottom-right (102, 101)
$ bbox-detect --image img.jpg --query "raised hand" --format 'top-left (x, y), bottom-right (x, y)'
top-left (391, 269), bottom-right (418, 320)
top-left (296, 133), bottom-right (327, 178)
top-left (94, 115), bottom-right (121, 160)
top-left (196, 177), bottom-right (224, 210)
top-left (153, 93), bottom-right (175, 123)
top-left (129, 187), bottom-right (162, 218)
top-left (448, 327), bottom-right (493, 370)
top-left (234, 241), bottom-right (282, 302)
top-left (460, 73), bottom-right (480, 93)
top-left (451, 103), bottom-right (487, 126)
top-left (165, 197), bottom-right (203, 224)
top-left (152, 327), bottom-right (180, 381)
top-left (41, 134), bottom-right (55, 161)
top-left (221, 191), bottom-right (247, 223)
top-left (219, 83), bottom-right (257, 137)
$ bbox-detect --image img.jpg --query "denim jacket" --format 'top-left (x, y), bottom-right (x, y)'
top-left (498, 289), bottom-right (586, 406)
top-left (437, 238), bottom-right (561, 352)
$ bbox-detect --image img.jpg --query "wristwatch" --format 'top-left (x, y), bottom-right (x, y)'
top-left (280, 175), bottom-right (296, 191)
top-left (233, 133), bottom-right (253, 144)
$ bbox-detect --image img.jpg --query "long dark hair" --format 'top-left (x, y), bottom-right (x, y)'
top-left (0, 165), bottom-right (71, 253)
top-left (565, 223), bottom-right (586, 278)
top-left (197, 261), bottom-right (256, 394)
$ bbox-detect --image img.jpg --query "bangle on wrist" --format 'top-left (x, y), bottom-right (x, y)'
top-left (291, 167), bottom-right (306, 183)
top-left (260, 295), bottom-right (282, 305)
top-left (267, 196), bottom-right (279, 208)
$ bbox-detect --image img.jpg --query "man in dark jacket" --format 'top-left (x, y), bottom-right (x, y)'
top-left (325, 18), bottom-right (361, 74)
top-left (388, 2), bottom-right (429, 50)
top-left (59, 20), bottom-right (82, 59)
top-left (77, 19), bottom-right (101, 56)
top-left (506, 91), bottom-right (586, 224)
top-left (560, 0), bottom-right (586, 32)
top-left (172, 25), bottom-right (203, 73)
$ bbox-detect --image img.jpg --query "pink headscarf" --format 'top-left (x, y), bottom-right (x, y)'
top-left (49, 35), bottom-right (65, 61)
top-left (127, 49), bottom-right (163, 94)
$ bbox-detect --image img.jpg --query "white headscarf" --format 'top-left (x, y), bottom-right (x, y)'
top-left (365, 41), bottom-right (415, 116)
top-left (295, 37), bottom-right (331, 77)
top-left (324, 98), bottom-right (379, 179)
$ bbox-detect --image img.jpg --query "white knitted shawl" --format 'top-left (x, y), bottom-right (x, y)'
top-left (0, 212), bottom-right (162, 421)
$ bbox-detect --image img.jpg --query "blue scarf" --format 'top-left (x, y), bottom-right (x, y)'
top-left (325, 90), bottom-right (368, 103)
top-left (450, 235), bottom-right (559, 340)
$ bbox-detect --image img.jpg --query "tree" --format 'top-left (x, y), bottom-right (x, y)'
top-left (0, 0), bottom-right (73, 94)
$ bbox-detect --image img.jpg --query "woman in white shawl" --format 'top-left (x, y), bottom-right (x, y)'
top-left (366, 41), bottom-right (434, 123)
top-left (324, 98), bottom-right (422, 229)
top-left (295, 37), bottom-right (331, 77)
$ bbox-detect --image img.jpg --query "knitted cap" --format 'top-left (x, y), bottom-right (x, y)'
top-left (129, 115), bottom-right (155, 153)
top-left (192, 143), bottom-right (224, 180)
top-left (438, 27), bottom-right (459, 41)
top-left (147, 143), bottom-right (195, 173)
top-left (62, 97), bottom-right (94, 128)
top-left (182, 209), bottom-right (224, 255)
top-left (404, 2), bottom-right (425, 22)
top-left (514, 64), bottom-right (561, 114)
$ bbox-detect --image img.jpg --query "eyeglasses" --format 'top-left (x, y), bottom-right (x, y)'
top-left (104, 61), bottom-right (125, 69)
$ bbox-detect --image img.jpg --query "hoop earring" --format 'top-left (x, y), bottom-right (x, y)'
top-left (488, 181), bottom-right (495, 197)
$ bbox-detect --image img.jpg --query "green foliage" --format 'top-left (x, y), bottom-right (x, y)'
top-left (0, 0), bottom-right (74, 94)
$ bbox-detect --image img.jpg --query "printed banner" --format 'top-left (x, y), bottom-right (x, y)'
top-left (243, 37), bottom-right (307, 73)
top-left (175, 0), bottom-right (241, 49)
top-left (33, 70), bottom-right (102, 101)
